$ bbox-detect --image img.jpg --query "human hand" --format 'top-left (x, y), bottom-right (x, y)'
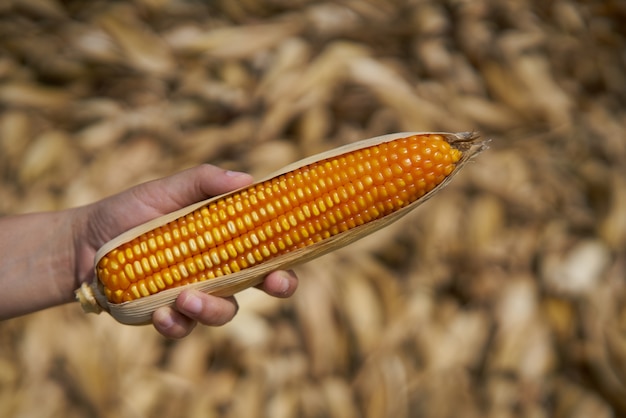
top-left (76, 164), bottom-right (298, 338)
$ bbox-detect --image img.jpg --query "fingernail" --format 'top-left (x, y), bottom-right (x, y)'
top-left (278, 273), bottom-right (291, 295)
top-left (154, 309), bottom-right (174, 330)
top-left (225, 170), bottom-right (247, 177)
top-left (181, 293), bottom-right (202, 315)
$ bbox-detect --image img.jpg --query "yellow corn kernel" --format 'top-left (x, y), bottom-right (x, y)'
top-left (97, 134), bottom-right (462, 304)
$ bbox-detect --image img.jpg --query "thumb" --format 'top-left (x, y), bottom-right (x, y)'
top-left (87, 165), bottom-right (253, 247)
top-left (132, 164), bottom-right (253, 213)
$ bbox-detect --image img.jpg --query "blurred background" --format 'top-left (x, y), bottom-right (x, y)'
top-left (1, 0), bottom-right (625, 417)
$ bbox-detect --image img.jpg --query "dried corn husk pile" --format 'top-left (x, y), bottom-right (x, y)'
top-left (1, 0), bottom-right (626, 417)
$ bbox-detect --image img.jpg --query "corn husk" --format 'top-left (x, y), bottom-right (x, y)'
top-left (76, 131), bottom-right (487, 325)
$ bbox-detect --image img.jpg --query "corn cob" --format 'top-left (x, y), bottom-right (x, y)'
top-left (76, 132), bottom-right (486, 324)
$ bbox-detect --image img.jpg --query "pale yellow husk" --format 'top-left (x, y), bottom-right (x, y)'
top-left (75, 131), bottom-right (487, 325)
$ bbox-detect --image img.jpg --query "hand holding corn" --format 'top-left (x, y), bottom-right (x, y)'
top-left (0, 165), bottom-right (298, 339)
top-left (76, 132), bottom-right (487, 325)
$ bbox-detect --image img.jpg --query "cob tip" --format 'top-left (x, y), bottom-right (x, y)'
top-left (449, 131), bottom-right (490, 153)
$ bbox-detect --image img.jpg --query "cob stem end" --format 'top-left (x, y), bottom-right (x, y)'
top-left (75, 282), bottom-right (104, 315)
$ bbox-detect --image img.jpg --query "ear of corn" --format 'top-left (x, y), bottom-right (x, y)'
top-left (76, 131), bottom-right (487, 325)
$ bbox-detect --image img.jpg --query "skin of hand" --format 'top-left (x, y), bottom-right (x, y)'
top-left (0, 165), bottom-right (298, 339)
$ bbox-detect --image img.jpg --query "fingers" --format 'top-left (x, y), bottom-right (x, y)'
top-left (152, 270), bottom-right (298, 339)
top-left (152, 307), bottom-right (197, 339)
top-left (176, 289), bottom-right (239, 326)
top-left (140, 165), bottom-right (253, 211)
top-left (152, 289), bottom-right (239, 339)
top-left (256, 270), bottom-right (299, 298)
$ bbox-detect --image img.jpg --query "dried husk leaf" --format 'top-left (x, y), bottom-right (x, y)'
top-left (293, 258), bottom-right (349, 377)
top-left (349, 58), bottom-right (452, 131)
top-left (166, 21), bottom-right (303, 59)
top-left (0, 82), bottom-right (71, 109)
top-left (0, 110), bottom-right (31, 170)
top-left (97, 6), bottom-right (175, 75)
top-left (18, 130), bottom-right (79, 185)
top-left (76, 131), bottom-right (487, 325)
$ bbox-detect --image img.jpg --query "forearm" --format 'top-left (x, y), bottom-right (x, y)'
top-left (0, 209), bottom-right (81, 318)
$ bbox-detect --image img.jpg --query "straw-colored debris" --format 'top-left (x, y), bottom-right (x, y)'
top-left (1, 0), bottom-right (625, 417)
